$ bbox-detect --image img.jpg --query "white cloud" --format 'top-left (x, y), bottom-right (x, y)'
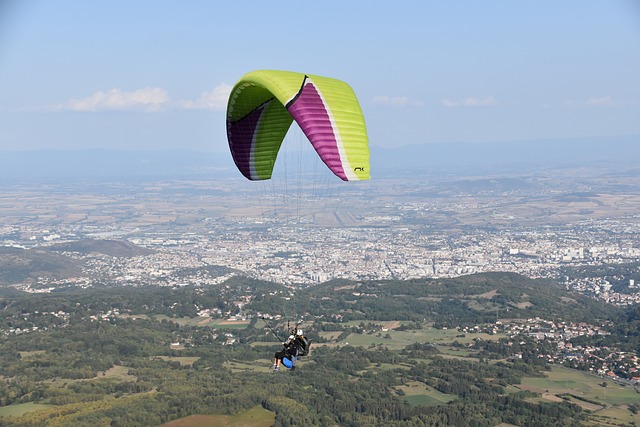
top-left (565, 96), bottom-right (639, 108)
top-left (372, 95), bottom-right (424, 107)
top-left (50, 87), bottom-right (170, 112)
top-left (44, 83), bottom-right (232, 112)
top-left (442, 96), bottom-right (497, 108)
top-left (177, 83), bottom-right (232, 111)
top-left (586, 96), bottom-right (614, 107)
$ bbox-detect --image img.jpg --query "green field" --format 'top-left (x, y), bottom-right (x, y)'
top-left (18, 350), bottom-right (47, 358)
top-left (43, 364), bottom-right (137, 388)
top-left (250, 341), bottom-right (280, 347)
top-left (99, 364), bottom-right (137, 380)
top-left (520, 366), bottom-right (640, 425)
top-left (210, 319), bottom-right (251, 329)
top-left (154, 356), bottom-right (201, 366)
top-left (151, 315), bottom-right (205, 326)
top-left (521, 366), bottom-right (639, 406)
top-left (339, 320), bottom-right (411, 327)
top-left (340, 327), bottom-right (504, 351)
top-left (397, 381), bottom-right (457, 407)
top-left (590, 405), bottom-right (640, 426)
top-left (224, 359), bottom-right (275, 373)
top-left (158, 405), bottom-right (275, 427)
top-left (319, 331), bottom-right (343, 340)
top-left (0, 402), bottom-right (53, 418)
top-left (146, 316), bottom-right (250, 329)
top-left (225, 356), bottom-right (314, 373)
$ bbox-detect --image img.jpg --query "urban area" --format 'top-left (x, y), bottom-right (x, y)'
top-left (1, 174), bottom-right (639, 304)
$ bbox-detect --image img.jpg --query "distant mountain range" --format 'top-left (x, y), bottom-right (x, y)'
top-left (0, 134), bottom-right (637, 182)
top-left (0, 149), bottom-right (232, 182)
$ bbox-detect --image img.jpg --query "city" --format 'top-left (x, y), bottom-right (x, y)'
top-left (1, 168), bottom-right (639, 306)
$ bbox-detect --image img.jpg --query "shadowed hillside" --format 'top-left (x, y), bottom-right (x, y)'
top-left (0, 240), bottom-right (153, 285)
top-left (0, 247), bottom-right (82, 284)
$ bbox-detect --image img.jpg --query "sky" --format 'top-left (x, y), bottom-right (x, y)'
top-left (1, 0), bottom-right (639, 152)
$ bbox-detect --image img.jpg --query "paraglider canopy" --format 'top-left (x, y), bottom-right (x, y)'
top-left (226, 70), bottom-right (370, 181)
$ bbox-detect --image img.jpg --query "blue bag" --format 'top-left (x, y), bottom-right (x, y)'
top-left (282, 356), bottom-right (296, 369)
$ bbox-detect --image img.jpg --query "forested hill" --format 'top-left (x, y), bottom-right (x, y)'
top-left (1, 273), bottom-right (637, 426)
top-left (0, 246), bottom-right (83, 284)
top-left (0, 240), bottom-right (154, 285)
top-left (0, 271), bottom-right (618, 331)
top-left (247, 272), bottom-right (616, 326)
top-left (0, 271), bottom-right (616, 327)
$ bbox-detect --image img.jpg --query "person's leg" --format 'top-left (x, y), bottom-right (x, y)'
top-left (274, 350), bottom-right (285, 370)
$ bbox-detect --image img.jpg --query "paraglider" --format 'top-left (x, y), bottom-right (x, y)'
top-left (262, 317), bottom-right (310, 372)
top-left (227, 71), bottom-right (366, 370)
top-left (226, 70), bottom-right (370, 181)
top-left (272, 329), bottom-right (310, 372)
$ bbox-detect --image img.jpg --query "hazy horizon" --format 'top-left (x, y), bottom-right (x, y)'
top-left (0, 134), bottom-right (638, 183)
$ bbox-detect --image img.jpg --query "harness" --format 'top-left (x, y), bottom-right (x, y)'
top-left (295, 336), bottom-right (310, 356)
top-left (282, 335), bottom-right (310, 368)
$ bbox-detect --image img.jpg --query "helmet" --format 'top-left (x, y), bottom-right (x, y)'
top-left (296, 330), bottom-right (303, 336)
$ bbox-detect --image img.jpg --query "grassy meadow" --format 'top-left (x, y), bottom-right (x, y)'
top-left (158, 405), bottom-right (275, 427)
top-left (0, 402), bottom-right (53, 418)
top-left (318, 325), bottom-right (504, 351)
top-left (519, 366), bottom-right (640, 425)
top-left (398, 381), bottom-right (457, 407)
